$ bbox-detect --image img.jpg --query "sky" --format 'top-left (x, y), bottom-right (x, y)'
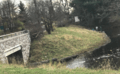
top-left (0, 0), bottom-right (73, 13)
top-left (0, 0), bottom-right (68, 6)
top-left (13, 0), bottom-right (30, 6)
top-left (0, 0), bottom-right (30, 7)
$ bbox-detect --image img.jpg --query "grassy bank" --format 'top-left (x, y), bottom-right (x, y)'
top-left (29, 25), bottom-right (110, 62)
top-left (0, 63), bottom-right (120, 74)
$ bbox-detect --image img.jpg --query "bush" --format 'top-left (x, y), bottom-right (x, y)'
top-left (0, 29), bottom-right (4, 35)
top-left (57, 19), bottom-right (69, 27)
top-left (14, 20), bottom-right (25, 31)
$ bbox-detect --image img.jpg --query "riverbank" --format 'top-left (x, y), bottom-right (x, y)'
top-left (29, 25), bottom-right (110, 63)
top-left (0, 63), bottom-right (120, 74)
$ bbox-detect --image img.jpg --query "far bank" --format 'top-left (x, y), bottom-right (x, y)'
top-left (29, 25), bottom-right (110, 63)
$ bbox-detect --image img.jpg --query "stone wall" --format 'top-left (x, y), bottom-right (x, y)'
top-left (0, 30), bottom-right (31, 64)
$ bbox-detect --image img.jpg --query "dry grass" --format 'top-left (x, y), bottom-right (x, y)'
top-left (55, 34), bottom-right (81, 41)
top-left (99, 59), bottom-right (112, 70)
top-left (38, 62), bottom-right (67, 71)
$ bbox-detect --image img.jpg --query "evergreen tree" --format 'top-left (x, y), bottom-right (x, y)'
top-left (18, 1), bottom-right (27, 23)
top-left (70, 0), bottom-right (115, 27)
top-left (19, 1), bottom-right (26, 14)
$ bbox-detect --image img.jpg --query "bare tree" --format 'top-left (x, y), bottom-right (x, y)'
top-left (0, 0), bottom-right (25, 34)
top-left (53, 0), bottom-right (72, 27)
top-left (0, 0), bottom-right (17, 32)
top-left (26, 0), bottom-right (72, 35)
top-left (27, 0), bottom-right (55, 34)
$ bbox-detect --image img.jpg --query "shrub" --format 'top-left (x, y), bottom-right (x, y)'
top-left (14, 20), bottom-right (25, 31)
top-left (56, 18), bottom-right (71, 27)
top-left (0, 29), bottom-right (4, 35)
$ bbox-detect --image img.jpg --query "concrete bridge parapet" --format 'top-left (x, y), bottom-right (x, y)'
top-left (0, 30), bottom-right (31, 65)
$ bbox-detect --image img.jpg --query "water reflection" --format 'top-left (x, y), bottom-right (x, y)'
top-left (66, 49), bottom-right (120, 69)
top-left (66, 56), bottom-right (86, 69)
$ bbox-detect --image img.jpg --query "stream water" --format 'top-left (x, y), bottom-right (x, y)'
top-left (27, 30), bottom-right (120, 69)
top-left (66, 35), bottom-right (120, 69)
top-left (66, 48), bottom-right (120, 69)
top-left (66, 56), bottom-right (86, 69)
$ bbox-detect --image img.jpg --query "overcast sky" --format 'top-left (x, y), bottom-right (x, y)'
top-left (0, 0), bottom-right (31, 7)
top-left (0, 0), bottom-right (73, 13)
top-left (0, 0), bottom-right (68, 6)
top-left (13, 0), bottom-right (30, 6)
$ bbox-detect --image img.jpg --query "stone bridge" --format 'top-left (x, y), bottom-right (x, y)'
top-left (0, 30), bottom-right (31, 65)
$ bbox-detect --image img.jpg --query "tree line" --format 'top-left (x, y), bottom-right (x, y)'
top-left (1, 0), bottom-right (119, 38)
top-left (0, 0), bottom-right (71, 39)
top-left (70, 0), bottom-right (120, 29)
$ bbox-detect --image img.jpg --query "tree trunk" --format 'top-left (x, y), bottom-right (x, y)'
top-left (45, 24), bottom-right (51, 34)
top-left (47, 28), bottom-right (51, 34)
top-left (3, 22), bottom-right (6, 33)
top-left (50, 21), bottom-right (53, 31)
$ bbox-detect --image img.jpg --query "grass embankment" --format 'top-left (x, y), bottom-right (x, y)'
top-left (0, 63), bottom-right (120, 74)
top-left (29, 25), bottom-right (109, 62)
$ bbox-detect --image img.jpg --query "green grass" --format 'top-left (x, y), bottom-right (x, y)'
top-left (29, 25), bottom-right (110, 62)
top-left (0, 63), bottom-right (120, 74)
